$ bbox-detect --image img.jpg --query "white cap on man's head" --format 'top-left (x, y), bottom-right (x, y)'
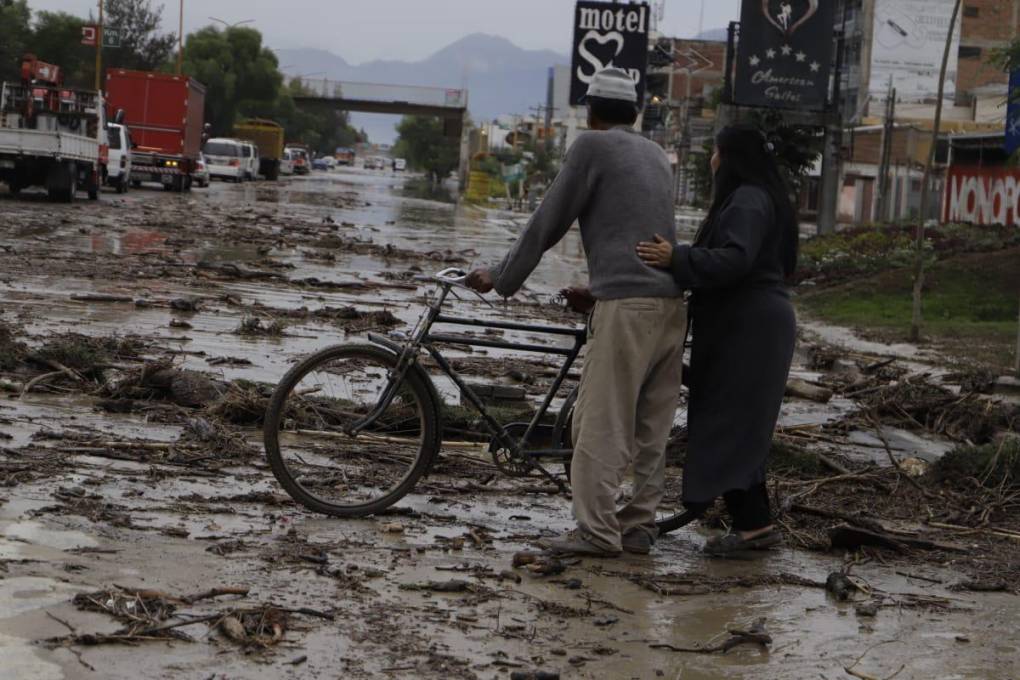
top-left (584, 68), bottom-right (638, 104)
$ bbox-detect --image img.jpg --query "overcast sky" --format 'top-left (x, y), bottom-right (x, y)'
top-left (25, 0), bottom-right (742, 63)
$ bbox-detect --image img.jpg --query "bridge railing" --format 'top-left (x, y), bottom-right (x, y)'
top-left (294, 78), bottom-right (467, 108)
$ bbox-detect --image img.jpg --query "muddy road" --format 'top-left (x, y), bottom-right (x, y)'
top-left (0, 170), bottom-right (1018, 679)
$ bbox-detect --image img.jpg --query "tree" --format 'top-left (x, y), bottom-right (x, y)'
top-left (102, 0), bottom-right (176, 71)
top-left (30, 11), bottom-right (91, 88)
top-left (0, 0), bottom-right (31, 82)
top-left (181, 26), bottom-right (282, 135)
top-left (912, 0), bottom-right (962, 342)
top-left (394, 116), bottom-right (460, 185)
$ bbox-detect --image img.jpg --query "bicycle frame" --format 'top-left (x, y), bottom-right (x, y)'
top-left (361, 276), bottom-right (586, 475)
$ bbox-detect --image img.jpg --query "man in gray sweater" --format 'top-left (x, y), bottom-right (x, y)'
top-left (466, 68), bottom-right (686, 557)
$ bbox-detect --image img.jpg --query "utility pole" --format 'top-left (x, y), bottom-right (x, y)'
top-left (177, 0), bottom-right (184, 75)
top-left (544, 67), bottom-right (555, 153)
top-left (529, 104), bottom-right (554, 151)
top-left (1015, 291), bottom-right (1020, 377)
top-left (874, 79), bottom-right (895, 223)
top-left (816, 26), bottom-right (846, 235)
top-left (94, 0), bottom-right (104, 91)
top-left (911, 0), bottom-right (962, 342)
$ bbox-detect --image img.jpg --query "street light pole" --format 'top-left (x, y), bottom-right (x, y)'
top-left (209, 17), bottom-right (255, 29)
top-left (94, 0), bottom-right (104, 90)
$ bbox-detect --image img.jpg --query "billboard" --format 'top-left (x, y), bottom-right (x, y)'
top-left (870, 0), bottom-right (961, 103)
top-left (569, 2), bottom-right (650, 106)
top-left (1007, 69), bottom-right (1020, 155)
top-left (732, 0), bottom-right (836, 111)
top-left (943, 166), bottom-right (1020, 226)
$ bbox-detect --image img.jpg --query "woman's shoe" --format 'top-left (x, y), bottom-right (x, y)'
top-left (702, 528), bottom-right (782, 555)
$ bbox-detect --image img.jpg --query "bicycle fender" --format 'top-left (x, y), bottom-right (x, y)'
top-left (366, 333), bottom-right (444, 472)
top-left (366, 332), bottom-right (402, 353)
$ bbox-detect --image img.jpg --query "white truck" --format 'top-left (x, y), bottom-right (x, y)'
top-left (0, 55), bottom-right (107, 202)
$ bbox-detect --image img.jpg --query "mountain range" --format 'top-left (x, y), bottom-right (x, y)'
top-left (275, 30), bottom-right (729, 144)
top-left (275, 34), bottom-right (569, 144)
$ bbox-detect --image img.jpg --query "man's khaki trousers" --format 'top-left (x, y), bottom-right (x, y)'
top-left (570, 297), bottom-right (686, 551)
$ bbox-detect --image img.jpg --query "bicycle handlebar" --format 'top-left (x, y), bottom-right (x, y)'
top-left (413, 267), bottom-right (468, 285)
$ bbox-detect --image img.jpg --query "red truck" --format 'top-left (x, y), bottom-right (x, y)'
top-left (105, 69), bottom-right (206, 192)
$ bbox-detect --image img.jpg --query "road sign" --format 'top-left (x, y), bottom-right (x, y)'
top-left (1006, 69), bottom-right (1020, 155)
top-left (81, 25), bottom-right (97, 46)
top-left (104, 30), bottom-right (121, 48)
top-left (569, 1), bottom-right (650, 106)
top-left (732, 0), bottom-right (836, 111)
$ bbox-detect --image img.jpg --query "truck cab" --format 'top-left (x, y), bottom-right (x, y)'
top-left (105, 122), bottom-right (132, 193)
top-left (240, 142), bottom-right (259, 181)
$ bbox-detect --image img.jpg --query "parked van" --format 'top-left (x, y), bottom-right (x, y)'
top-left (105, 122), bottom-right (133, 193)
top-left (203, 138), bottom-right (245, 182)
top-left (240, 141), bottom-right (259, 181)
top-left (393, 158), bottom-right (407, 172)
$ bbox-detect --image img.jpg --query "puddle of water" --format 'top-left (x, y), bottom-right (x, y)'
top-left (0, 576), bottom-right (84, 619)
top-left (0, 520), bottom-right (97, 560)
top-left (0, 632), bottom-right (65, 680)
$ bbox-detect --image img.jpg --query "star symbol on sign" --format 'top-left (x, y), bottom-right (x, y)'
top-left (795, 51), bottom-right (807, 62)
top-left (809, 61), bottom-right (821, 72)
top-left (765, 48), bottom-right (776, 59)
top-left (749, 55), bottom-right (760, 67)
top-left (781, 44), bottom-right (793, 56)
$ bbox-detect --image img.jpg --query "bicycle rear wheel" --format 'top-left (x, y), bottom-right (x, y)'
top-left (263, 344), bottom-right (440, 517)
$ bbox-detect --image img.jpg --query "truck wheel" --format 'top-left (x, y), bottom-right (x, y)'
top-left (183, 175), bottom-right (192, 192)
top-left (172, 175), bottom-right (184, 192)
top-left (117, 176), bottom-right (128, 194)
top-left (267, 163), bottom-right (280, 181)
top-left (87, 170), bottom-right (100, 200)
top-left (47, 162), bottom-right (76, 203)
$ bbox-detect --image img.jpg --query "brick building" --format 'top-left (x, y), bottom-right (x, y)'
top-left (643, 37), bottom-right (727, 204)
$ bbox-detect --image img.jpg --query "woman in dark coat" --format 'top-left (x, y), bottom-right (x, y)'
top-left (636, 125), bottom-right (797, 555)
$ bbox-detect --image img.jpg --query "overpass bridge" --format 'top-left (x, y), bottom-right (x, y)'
top-left (291, 80), bottom-right (468, 138)
top-left (292, 79), bottom-right (470, 185)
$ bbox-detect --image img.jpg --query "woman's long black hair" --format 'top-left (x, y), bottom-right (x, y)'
top-left (702, 124), bottom-right (799, 276)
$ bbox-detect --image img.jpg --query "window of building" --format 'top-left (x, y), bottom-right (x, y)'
top-left (963, 6), bottom-right (979, 18)
top-left (959, 45), bottom-right (983, 59)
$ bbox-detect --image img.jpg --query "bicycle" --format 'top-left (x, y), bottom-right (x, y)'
top-left (263, 268), bottom-right (698, 535)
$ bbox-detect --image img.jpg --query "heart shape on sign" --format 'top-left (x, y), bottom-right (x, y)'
top-left (761, 0), bottom-right (818, 36)
top-left (576, 30), bottom-right (625, 83)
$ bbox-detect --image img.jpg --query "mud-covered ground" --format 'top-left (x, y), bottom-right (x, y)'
top-left (1, 170), bottom-right (1018, 679)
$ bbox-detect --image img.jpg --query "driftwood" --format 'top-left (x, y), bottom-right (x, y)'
top-left (828, 523), bottom-right (967, 553)
top-left (650, 617), bottom-right (771, 654)
top-left (785, 378), bottom-right (834, 403)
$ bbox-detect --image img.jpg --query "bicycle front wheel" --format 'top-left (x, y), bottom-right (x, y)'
top-left (263, 344), bottom-right (440, 517)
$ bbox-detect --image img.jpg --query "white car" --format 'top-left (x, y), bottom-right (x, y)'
top-left (191, 152), bottom-right (210, 188)
top-left (240, 141), bottom-right (259, 181)
top-left (279, 149), bottom-right (295, 176)
top-left (105, 122), bottom-right (132, 193)
top-left (203, 138), bottom-right (245, 182)
top-left (393, 158), bottom-right (407, 172)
